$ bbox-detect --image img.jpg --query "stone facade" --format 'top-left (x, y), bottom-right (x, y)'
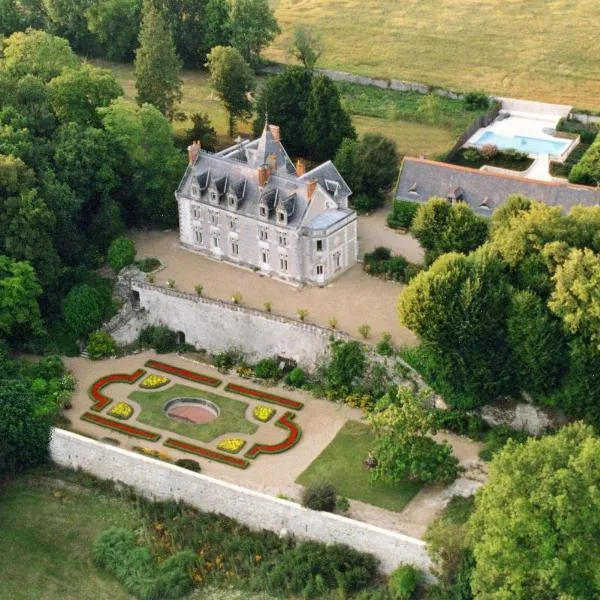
top-left (176, 124), bottom-right (358, 285)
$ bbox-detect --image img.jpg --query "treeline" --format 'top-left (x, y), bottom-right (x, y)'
top-left (399, 196), bottom-right (600, 427)
top-left (0, 29), bottom-right (183, 350)
top-left (0, 0), bottom-right (279, 67)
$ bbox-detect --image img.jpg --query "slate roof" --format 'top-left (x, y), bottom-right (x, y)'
top-left (177, 124), bottom-right (353, 231)
top-left (396, 158), bottom-right (600, 217)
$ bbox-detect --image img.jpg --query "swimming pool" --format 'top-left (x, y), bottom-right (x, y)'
top-left (474, 131), bottom-right (569, 156)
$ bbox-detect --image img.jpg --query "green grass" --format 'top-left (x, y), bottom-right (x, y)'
top-left (0, 476), bottom-right (137, 599)
top-left (267, 0), bottom-right (600, 109)
top-left (129, 383), bottom-right (258, 442)
top-left (297, 420), bottom-right (422, 512)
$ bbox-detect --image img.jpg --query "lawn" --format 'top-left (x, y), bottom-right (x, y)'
top-left (267, 0), bottom-right (600, 109)
top-left (297, 420), bottom-right (422, 512)
top-left (129, 383), bottom-right (258, 442)
top-left (0, 475), bottom-right (137, 599)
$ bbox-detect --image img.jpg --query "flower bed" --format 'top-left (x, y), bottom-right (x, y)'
top-left (224, 383), bottom-right (303, 410)
top-left (253, 405), bottom-right (275, 422)
top-left (81, 411), bottom-right (160, 441)
top-left (164, 437), bottom-right (249, 469)
top-left (88, 369), bottom-right (146, 411)
top-left (216, 437), bottom-right (246, 454)
top-left (145, 360), bottom-right (221, 387)
top-left (245, 412), bottom-right (302, 458)
top-left (108, 401), bottom-right (133, 420)
top-left (140, 374), bottom-right (170, 389)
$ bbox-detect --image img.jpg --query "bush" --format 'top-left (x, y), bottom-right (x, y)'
top-left (136, 257), bottom-right (161, 272)
top-left (403, 263), bottom-right (422, 282)
top-left (253, 357), bottom-right (280, 380)
top-left (194, 283), bottom-right (203, 296)
top-left (556, 117), bottom-right (600, 144)
top-left (351, 193), bottom-right (384, 213)
top-left (139, 325), bottom-right (179, 353)
top-left (358, 324), bottom-right (371, 339)
top-left (480, 143), bottom-right (498, 160)
top-left (569, 134), bottom-right (600, 186)
top-left (464, 91), bottom-right (490, 111)
top-left (462, 147), bottom-right (482, 163)
top-left (376, 332), bottom-right (395, 357)
top-left (86, 330), bottom-right (117, 359)
top-left (479, 425), bottom-right (528, 461)
top-left (286, 366), bottom-right (307, 387)
top-left (387, 200), bottom-right (420, 230)
top-left (175, 458), bottom-right (201, 472)
top-left (107, 236), bottom-right (136, 271)
top-left (320, 340), bottom-right (366, 399)
top-left (336, 496), bottom-right (350, 514)
top-left (302, 482), bottom-right (337, 512)
top-left (388, 564), bottom-right (420, 599)
top-left (431, 409), bottom-right (488, 440)
top-left (213, 348), bottom-right (243, 371)
top-left (62, 283), bottom-right (109, 338)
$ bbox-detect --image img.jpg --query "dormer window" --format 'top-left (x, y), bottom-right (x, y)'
top-left (191, 184), bottom-right (200, 199)
top-left (277, 210), bottom-right (287, 225)
top-left (260, 205), bottom-right (267, 217)
top-left (209, 189), bottom-right (219, 204)
top-left (409, 183), bottom-right (418, 195)
top-left (228, 194), bottom-right (237, 209)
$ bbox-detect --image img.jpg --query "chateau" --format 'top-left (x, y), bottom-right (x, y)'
top-left (176, 123), bottom-right (358, 285)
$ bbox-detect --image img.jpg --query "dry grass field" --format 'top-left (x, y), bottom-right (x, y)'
top-left (267, 0), bottom-right (600, 109)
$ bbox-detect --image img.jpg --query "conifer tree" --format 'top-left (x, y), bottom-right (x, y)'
top-left (134, 0), bottom-right (182, 120)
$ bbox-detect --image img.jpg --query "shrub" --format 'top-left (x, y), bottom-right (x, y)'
top-left (376, 332), bottom-right (395, 356)
top-left (479, 425), bottom-right (528, 461)
top-left (175, 458), bottom-right (201, 472)
top-left (321, 340), bottom-right (366, 398)
top-left (213, 348), bottom-right (243, 371)
top-left (431, 409), bottom-right (488, 440)
top-left (264, 301), bottom-right (272, 312)
top-left (358, 324), bottom-right (371, 339)
top-left (388, 564), bottom-right (420, 599)
top-left (139, 325), bottom-right (179, 353)
top-left (194, 283), bottom-right (203, 296)
top-left (253, 357), bottom-right (280, 380)
top-left (464, 91), bottom-right (490, 111)
top-left (556, 117), bottom-right (600, 144)
top-left (569, 134), bottom-right (600, 186)
top-left (62, 283), bottom-right (109, 338)
top-left (336, 496), bottom-right (350, 514)
top-left (370, 246), bottom-right (392, 261)
top-left (107, 236), bottom-right (136, 271)
top-left (166, 279), bottom-right (176, 289)
top-left (297, 308), bottom-right (308, 321)
top-left (232, 291), bottom-right (242, 304)
top-left (136, 257), bottom-right (161, 272)
top-left (387, 200), bottom-right (419, 230)
top-left (302, 482), bottom-right (337, 512)
top-left (328, 317), bottom-right (338, 329)
top-left (387, 255), bottom-right (409, 281)
top-left (286, 366), bottom-right (307, 387)
top-left (480, 143), bottom-right (498, 160)
top-left (462, 147), bottom-right (482, 163)
top-left (87, 330), bottom-right (117, 359)
top-left (502, 148), bottom-right (529, 162)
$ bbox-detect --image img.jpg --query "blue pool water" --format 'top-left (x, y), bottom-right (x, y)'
top-left (475, 131), bottom-right (568, 155)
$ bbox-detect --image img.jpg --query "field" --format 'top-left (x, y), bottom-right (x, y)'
top-left (296, 420), bottom-right (422, 512)
top-left (267, 0), bottom-right (600, 109)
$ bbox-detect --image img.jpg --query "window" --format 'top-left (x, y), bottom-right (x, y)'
top-left (316, 265), bottom-right (324, 275)
top-left (210, 190), bottom-right (218, 203)
top-left (228, 195), bottom-right (237, 208)
top-left (261, 249), bottom-right (269, 264)
top-left (333, 251), bottom-right (341, 270)
top-left (191, 205), bottom-right (201, 220)
top-left (278, 232), bottom-right (287, 247)
top-left (260, 206), bottom-right (267, 217)
top-left (210, 211), bottom-right (219, 226)
top-left (229, 217), bottom-right (237, 230)
top-left (316, 239), bottom-right (323, 252)
top-left (259, 227), bottom-right (268, 241)
top-left (194, 229), bottom-right (203, 244)
top-left (408, 183), bottom-right (418, 195)
top-left (277, 211), bottom-right (286, 223)
top-left (279, 256), bottom-right (288, 271)
top-left (231, 240), bottom-right (239, 256)
top-left (191, 184), bottom-right (200, 199)
top-left (212, 236), bottom-right (219, 248)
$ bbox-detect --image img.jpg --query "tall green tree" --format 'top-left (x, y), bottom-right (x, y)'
top-left (305, 74), bottom-right (355, 162)
top-left (204, 0), bottom-right (231, 51)
top-left (287, 24), bottom-right (323, 70)
top-left (469, 423), bottom-right (600, 599)
top-left (229, 0), bottom-right (280, 65)
top-left (134, 0), bottom-right (183, 119)
top-left (62, 282), bottom-right (108, 337)
top-left (162, 0), bottom-right (207, 67)
top-left (206, 45), bottom-right (254, 137)
top-left (42, 0), bottom-right (98, 53)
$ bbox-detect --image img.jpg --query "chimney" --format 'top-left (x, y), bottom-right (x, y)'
top-left (296, 159), bottom-right (306, 177)
top-left (306, 179), bottom-right (317, 201)
top-left (269, 124), bottom-right (281, 142)
top-left (258, 165), bottom-right (270, 187)
top-left (187, 140), bottom-right (201, 165)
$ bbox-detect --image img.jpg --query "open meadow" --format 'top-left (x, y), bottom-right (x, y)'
top-left (267, 0), bottom-right (600, 109)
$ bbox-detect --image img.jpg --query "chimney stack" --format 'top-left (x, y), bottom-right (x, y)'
top-left (187, 140), bottom-right (201, 165)
top-left (258, 165), bottom-right (270, 187)
top-left (296, 159), bottom-right (306, 177)
top-left (307, 179), bottom-right (317, 201)
top-left (269, 124), bottom-right (281, 142)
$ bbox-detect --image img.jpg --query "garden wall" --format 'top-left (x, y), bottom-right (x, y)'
top-left (50, 428), bottom-right (432, 575)
top-left (117, 282), bottom-right (347, 369)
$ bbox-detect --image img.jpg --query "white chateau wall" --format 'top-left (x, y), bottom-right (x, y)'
top-left (129, 282), bottom-right (345, 369)
top-left (50, 428), bottom-right (432, 575)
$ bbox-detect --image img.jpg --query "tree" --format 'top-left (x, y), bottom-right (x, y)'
top-left (204, 0), bottom-right (231, 51)
top-left (0, 0), bottom-right (25, 35)
top-left (0, 255), bottom-right (43, 339)
top-left (305, 74), bottom-right (355, 162)
top-left (0, 379), bottom-right (52, 476)
top-left (369, 388), bottom-right (460, 484)
top-left (107, 236), bottom-right (136, 271)
top-left (62, 283), bottom-right (107, 337)
top-left (321, 339), bottom-right (365, 399)
top-left (549, 247), bottom-right (600, 347)
top-left (287, 24), bottom-right (323, 70)
top-left (469, 423), bottom-right (600, 599)
top-left (229, 0), bottom-right (280, 65)
top-left (85, 0), bottom-right (141, 61)
top-left (252, 66), bottom-right (313, 156)
top-left (1, 28), bottom-right (79, 81)
top-left (206, 45), bottom-right (254, 137)
top-left (42, 0), bottom-right (98, 53)
top-left (134, 0), bottom-right (183, 119)
top-left (185, 113), bottom-right (217, 151)
top-left (49, 64), bottom-right (123, 125)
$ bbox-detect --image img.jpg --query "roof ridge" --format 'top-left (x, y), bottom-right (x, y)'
top-left (404, 157), bottom-right (600, 193)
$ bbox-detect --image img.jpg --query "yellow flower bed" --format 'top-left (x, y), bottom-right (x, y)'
top-left (140, 374), bottom-right (170, 389)
top-left (108, 401), bottom-right (133, 420)
top-left (138, 447), bottom-right (172, 462)
top-left (217, 438), bottom-right (246, 454)
top-left (253, 405), bottom-right (275, 423)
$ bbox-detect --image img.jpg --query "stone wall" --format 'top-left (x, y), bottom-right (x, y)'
top-left (50, 428), bottom-right (432, 575)
top-left (123, 282), bottom-right (347, 369)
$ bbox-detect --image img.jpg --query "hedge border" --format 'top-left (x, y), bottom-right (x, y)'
top-left (88, 369), bottom-right (146, 411)
top-left (81, 411), bottom-right (161, 442)
top-left (224, 383), bottom-right (303, 410)
top-left (245, 412), bottom-right (302, 459)
top-left (145, 360), bottom-right (222, 388)
top-left (164, 437), bottom-right (249, 469)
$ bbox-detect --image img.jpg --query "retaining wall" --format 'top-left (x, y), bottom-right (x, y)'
top-left (50, 428), bottom-right (432, 575)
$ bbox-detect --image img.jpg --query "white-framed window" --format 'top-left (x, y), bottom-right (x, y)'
top-left (278, 232), bottom-right (287, 247)
top-left (277, 211), bottom-right (286, 224)
top-left (258, 226), bottom-right (268, 241)
top-left (191, 205), bottom-right (202, 220)
top-left (231, 240), bottom-right (239, 256)
top-left (316, 264), bottom-right (324, 275)
top-left (228, 194), bottom-right (237, 208)
top-left (229, 217), bottom-right (238, 231)
top-left (191, 184), bottom-right (200, 199)
top-left (316, 239), bottom-right (323, 252)
top-left (194, 229), bottom-right (203, 245)
top-left (259, 206), bottom-right (267, 217)
top-left (261, 249), bottom-right (269, 264)
top-left (333, 251), bottom-right (341, 270)
top-left (209, 190), bottom-right (219, 203)
top-left (279, 256), bottom-right (288, 272)
top-left (210, 211), bottom-right (219, 226)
